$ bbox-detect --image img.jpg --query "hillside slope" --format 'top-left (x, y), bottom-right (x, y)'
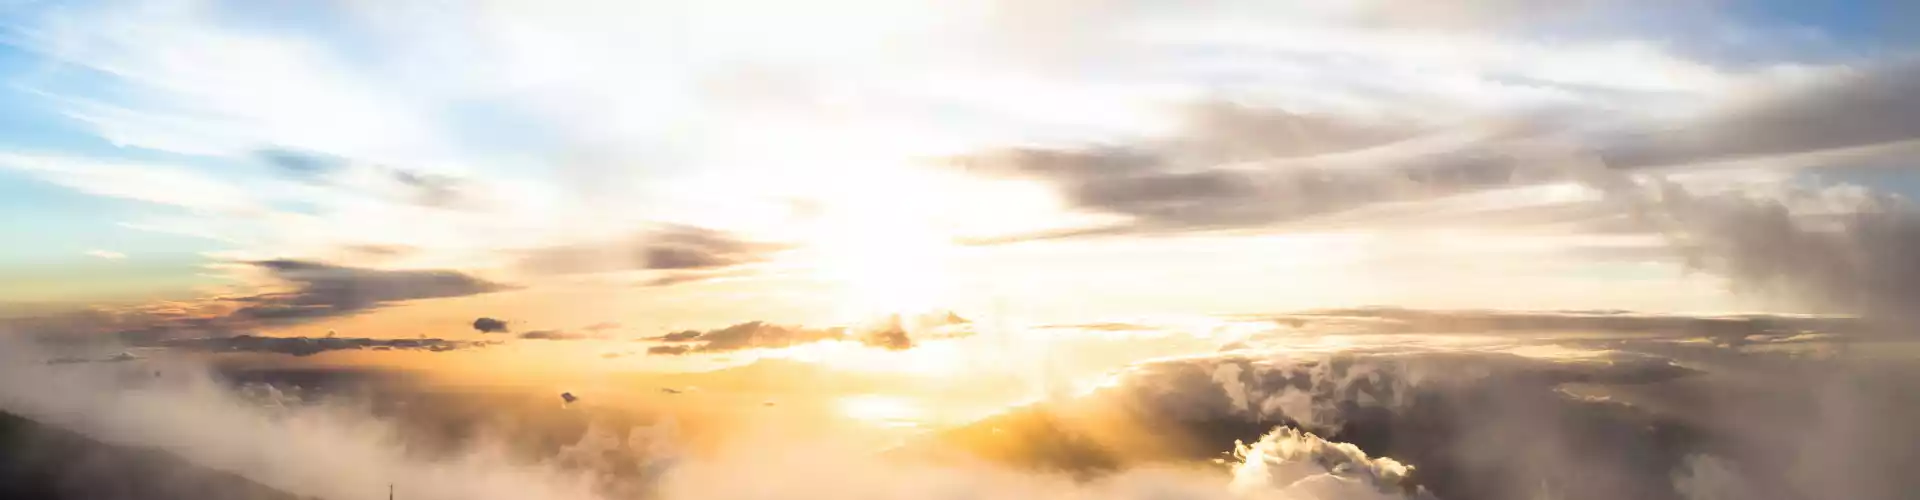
top-left (0, 411), bottom-right (307, 500)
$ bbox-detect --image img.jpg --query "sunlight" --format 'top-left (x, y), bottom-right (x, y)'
top-left (813, 226), bottom-right (951, 320)
top-left (776, 339), bottom-right (969, 377)
top-left (836, 394), bottom-right (926, 428)
top-left (800, 174), bottom-right (959, 322)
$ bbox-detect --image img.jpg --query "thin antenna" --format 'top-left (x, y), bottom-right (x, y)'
top-left (388, 483), bottom-right (393, 500)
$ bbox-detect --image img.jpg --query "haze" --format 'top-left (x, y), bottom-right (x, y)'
top-left (2, 1), bottom-right (1919, 500)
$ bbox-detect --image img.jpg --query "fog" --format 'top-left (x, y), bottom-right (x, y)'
top-left (0, 332), bottom-right (1445, 500)
top-left (6, 307), bottom-right (1919, 500)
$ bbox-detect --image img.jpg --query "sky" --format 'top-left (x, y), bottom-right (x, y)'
top-left (1, 0), bottom-right (1919, 344)
top-left (6, 4), bottom-right (1920, 500)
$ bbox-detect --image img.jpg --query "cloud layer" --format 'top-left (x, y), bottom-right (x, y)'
top-left (516, 225), bottom-right (790, 279)
top-left (224, 260), bottom-right (509, 322)
top-left (157, 335), bottom-right (494, 357)
top-left (646, 312), bottom-right (973, 355)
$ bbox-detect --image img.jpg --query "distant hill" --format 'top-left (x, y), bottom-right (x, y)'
top-left (0, 410), bottom-right (306, 500)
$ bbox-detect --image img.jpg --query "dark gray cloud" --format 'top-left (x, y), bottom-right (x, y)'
top-left (223, 260), bottom-right (509, 322)
top-left (472, 317), bottom-right (509, 334)
top-left (156, 335), bottom-right (494, 357)
top-left (518, 224), bottom-right (789, 278)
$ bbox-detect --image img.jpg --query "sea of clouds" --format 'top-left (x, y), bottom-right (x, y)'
top-left (5, 309), bottom-right (1918, 500)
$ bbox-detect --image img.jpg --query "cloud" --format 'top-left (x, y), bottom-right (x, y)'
top-left (646, 345), bottom-right (693, 355)
top-left (256, 148), bottom-right (349, 180)
top-left (1545, 103), bottom-right (1920, 334)
top-left (44, 352), bottom-right (141, 365)
top-left (654, 330), bottom-right (702, 342)
top-left (1, 329), bottom-right (1476, 500)
top-left (8, 309), bottom-right (1915, 500)
top-left (1341, 0), bottom-right (1644, 31)
top-left (156, 335), bottom-right (493, 357)
top-left (85, 249), bottom-right (127, 260)
top-left (951, 104), bottom-right (1559, 237)
top-left (0, 336), bottom-right (611, 500)
top-left (976, 312), bottom-right (1920, 500)
top-left (1625, 178), bottom-right (1920, 333)
top-left (472, 317), bottom-right (510, 334)
top-left (645, 311), bottom-right (976, 355)
top-left (934, 62), bottom-right (1917, 243)
top-left (946, 61), bottom-right (1920, 244)
top-left (518, 330), bottom-right (598, 341)
top-left (583, 322), bottom-right (622, 332)
top-left (1600, 61), bottom-right (1920, 170)
top-left (342, 244), bottom-right (415, 258)
top-left (255, 147), bottom-right (481, 208)
top-left (1270, 307), bottom-right (1861, 340)
top-left (222, 260), bottom-right (510, 322)
top-left (18, 260), bottom-right (511, 343)
top-left (930, 339), bottom-right (1760, 500)
top-left (387, 168), bottom-right (469, 208)
top-left (8, 0), bottom-right (439, 159)
top-left (0, 153), bottom-right (264, 213)
top-left (859, 322), bottom-right (914, 351)
top-left (672, 321), bottom-right (846, 353)
top-left (1231, 427), bottom-right (1434, 500)
top-left (517, 224), bottom-right (790, 278)
top-left (639, 267), bottom-right (763, 288)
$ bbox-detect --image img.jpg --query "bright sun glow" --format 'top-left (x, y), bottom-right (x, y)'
top-left (801, 172), bottom-right (960, 322)
top-left (836, 394), bottom-right (926, 428)
top-left (777, 339), bottom-right (969, 377)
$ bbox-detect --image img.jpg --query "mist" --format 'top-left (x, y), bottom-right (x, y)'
top-left (0, 332), bottom-right (1452, 500)
top-left (3, 1), bottom-right (1920, 499)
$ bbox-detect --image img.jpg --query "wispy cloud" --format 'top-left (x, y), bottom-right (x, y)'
top-left (0, 0), bottom-right (1908, 324)
top-left (515, 224), bottom-right (791, 278)
top-left (0, 153), bottom-right (264, 214)
top-left (643, 311), bottom-right (973, 355)
top-left (156, 335), bottom-right (495, 356)
top-left (84, 249), bottom-right (127, 260)
top-left (13, 259), bottom-right (517, 342)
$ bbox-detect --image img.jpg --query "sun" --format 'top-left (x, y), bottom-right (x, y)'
top-left (836, 394), bottom-right (926, 428)
top-left (802, 189), bottom-right (958, 322)
top-left (777, 338), bottom-right (969, 377)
